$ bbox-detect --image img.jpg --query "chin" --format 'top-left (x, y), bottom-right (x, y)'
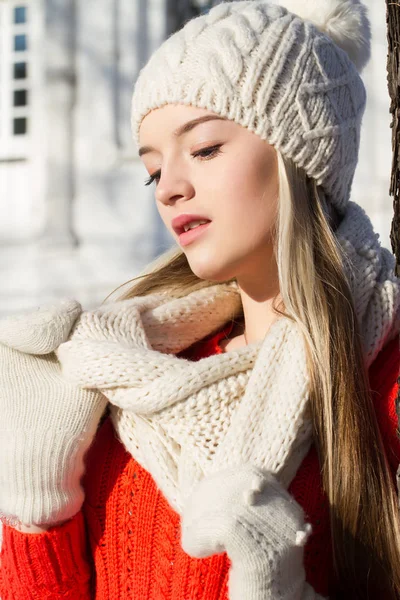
top-left (187, 258), bottom-right (236, 283)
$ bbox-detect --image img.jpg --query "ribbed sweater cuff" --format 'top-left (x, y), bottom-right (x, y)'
top-left (0, 510), bottom-right (92, 599)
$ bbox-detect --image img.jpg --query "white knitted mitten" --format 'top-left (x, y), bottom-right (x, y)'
top-left (0, 300), bottom-right (108, 528)
top-left (181, 465), bottom-right (327, 600)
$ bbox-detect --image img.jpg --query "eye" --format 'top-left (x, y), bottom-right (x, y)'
top-left (144, 170), bottom-right (161, 187)
top-left (193, 144), bottom-right (223, 160)
top-left (144, 144), bottom-right (223, 187)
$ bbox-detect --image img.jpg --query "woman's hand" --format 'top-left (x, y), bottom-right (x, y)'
top-left (0, 300), bottom-right (108, 529)
top-left (181, 464), bottom-right (326, 600)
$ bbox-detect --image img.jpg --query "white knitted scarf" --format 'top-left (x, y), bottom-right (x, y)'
top-left (59, 202), bottom-right (400, 515)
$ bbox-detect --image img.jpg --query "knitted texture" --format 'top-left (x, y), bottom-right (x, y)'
top-left (0, 300), bottom-right (108, 528)
top-left (181, 465), bottom-right (323, 599)
top-left (0, 298), bottom-right (82, 354)
top-left (1, 332), bottom-right (399, 599)
top-left (59, 292), bottom-right (311, 514)
top-left (58, 203), bottom-right (400, 517)
top-left (336, 202), bottom-right (400, 365)
top-left (131, 0), bottom-right (371, 212)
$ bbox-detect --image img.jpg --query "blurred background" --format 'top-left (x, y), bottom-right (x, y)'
top-left (0, 0), bottom-right (395, 316)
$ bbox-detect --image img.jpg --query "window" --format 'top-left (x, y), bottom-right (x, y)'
top-left (14, 6), bottom-right (26, 24)
top-left (13, 89), bottom-right (28, 106)
top-left (14, 62), bottom-right (27, 79)
top-left (0, 1), bottom-right (35, 158)
top-left (14, 33), bottom-right (27, 51)
top-left (13, 117), bottom-right (27, 135)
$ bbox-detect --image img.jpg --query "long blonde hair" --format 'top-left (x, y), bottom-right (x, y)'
top-left (107, 153), bottom-right (400, 598)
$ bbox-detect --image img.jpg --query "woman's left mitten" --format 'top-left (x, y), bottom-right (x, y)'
top-left (181, 465), bottom-right (325, 600)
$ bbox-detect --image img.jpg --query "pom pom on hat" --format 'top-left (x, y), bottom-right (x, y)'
top-left (273, 0), bottom-right (371, 72)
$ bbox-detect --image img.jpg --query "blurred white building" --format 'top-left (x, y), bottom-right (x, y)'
top-left (0, 0), bottom-right (395, 315)
top-left (0, 0), bottom-right (171, 315)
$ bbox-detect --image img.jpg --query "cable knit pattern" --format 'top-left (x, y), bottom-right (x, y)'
top-left (60, 297), bottom-right (311, 513)
top-left (336, 202), bottom-right (400, 365)
top-left (58, 202), bottom-right (400, 517)
top-left (131, 1), bottom-right (369, 212)
top-left (1, 329), bottom-right (399, 599)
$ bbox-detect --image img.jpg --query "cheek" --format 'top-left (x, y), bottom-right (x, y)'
top-left (218, 161), bottom-right (278, 237)
top-left (156, 203), bottom-right (173, 235)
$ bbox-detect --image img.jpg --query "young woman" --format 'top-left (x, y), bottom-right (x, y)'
top-left (1, 1), bottom-right (400, 598)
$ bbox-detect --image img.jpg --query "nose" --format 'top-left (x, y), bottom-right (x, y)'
top-left (155, 163), bottom-right (195, 207)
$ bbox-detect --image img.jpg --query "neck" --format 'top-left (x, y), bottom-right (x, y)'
top-left (221, 260), bottom-right (281, 351)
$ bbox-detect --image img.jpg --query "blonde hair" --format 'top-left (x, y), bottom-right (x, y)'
top-left (106, 152), bottom-right (400, 598)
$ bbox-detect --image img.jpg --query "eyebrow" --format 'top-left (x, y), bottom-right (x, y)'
top-left (138, 115), bottom-right (228, 157)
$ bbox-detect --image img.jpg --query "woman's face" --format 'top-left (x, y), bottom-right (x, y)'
top-left (139, 104), bottom-right (279, 283)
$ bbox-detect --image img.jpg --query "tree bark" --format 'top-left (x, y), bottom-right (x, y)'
top-left (386, 0), bottom-right (400, 447)
top-left (386, 0), bottom-right (400, 276)
top-left (166, 0), bottom-right (198, 37)
top-left (165, 1), bottom-right (224, 37)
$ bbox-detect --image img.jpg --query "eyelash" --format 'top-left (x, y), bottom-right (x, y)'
top-left (144, 144), bottom-right (223, 187)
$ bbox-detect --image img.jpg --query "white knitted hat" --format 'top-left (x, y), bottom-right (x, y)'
top-left (131, 0), bottom-right (371, 213)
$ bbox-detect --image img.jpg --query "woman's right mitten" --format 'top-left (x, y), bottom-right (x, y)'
top-left (0, 300), bottom-right (108, 529)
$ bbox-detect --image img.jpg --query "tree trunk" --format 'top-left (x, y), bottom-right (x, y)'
top-left (386, 0), bottom-right (400, 276)
top-left (166, 0), bottom-right (198, 37)
top-left (386, 0), bottom-right (400, 449)
top-left (165, 1), bottom-right (224, 37)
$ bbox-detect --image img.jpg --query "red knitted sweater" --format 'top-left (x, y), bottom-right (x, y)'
top-left (1, 323), bottom-right (399, 600)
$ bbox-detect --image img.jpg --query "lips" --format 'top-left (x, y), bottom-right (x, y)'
top-left (171, 213), bottom-right (212, 236)
top-left (178, 221), bottom-right (212, 248)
